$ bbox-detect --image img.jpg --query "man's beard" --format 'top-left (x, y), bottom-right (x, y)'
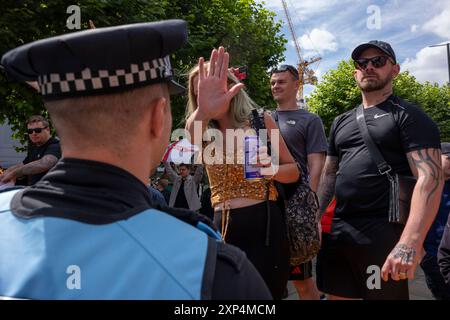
top-left (357, 73), bottom-right (392, 92)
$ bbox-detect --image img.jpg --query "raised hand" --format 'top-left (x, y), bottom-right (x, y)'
top-left (196, 47), bottom-right (244, 121)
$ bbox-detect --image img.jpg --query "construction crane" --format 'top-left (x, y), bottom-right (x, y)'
top-left (280, 0), bottom-right (321, 102)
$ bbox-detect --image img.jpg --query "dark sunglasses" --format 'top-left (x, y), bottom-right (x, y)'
top-left (27, 127), bottom-right (47, 134)
top-left (272, 65), bottom-right (299, 80)
top-left (353, 56), bottom-right (394, 70)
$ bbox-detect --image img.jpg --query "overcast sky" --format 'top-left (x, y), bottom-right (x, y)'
top-left (257, 0), bottom-right (450, 96)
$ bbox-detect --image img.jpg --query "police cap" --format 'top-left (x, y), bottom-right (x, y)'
top-left (1, 19), bottom-right (188, 100)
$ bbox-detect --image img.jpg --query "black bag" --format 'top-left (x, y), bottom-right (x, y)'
top-left (389, 174), bottom-right (416, 224)
top-left (356, 105), bottom-right (416, 224)
top-left (249, 109), bottom-right (275, 246)
top-left (271, 110), bottom-right (321, 264)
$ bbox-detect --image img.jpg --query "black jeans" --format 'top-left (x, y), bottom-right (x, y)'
top-left (420, 252), bottom-right (450, 300)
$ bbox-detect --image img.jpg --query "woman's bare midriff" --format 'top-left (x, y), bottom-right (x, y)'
top-left (214, 198), bottom-right (265, 212)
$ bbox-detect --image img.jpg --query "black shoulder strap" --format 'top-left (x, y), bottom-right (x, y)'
top-left (249, 108), bottom-right (271, 153)
top-left (249, 108), bottom-right (272, 246)
top-left (200, 237), bottom-right (218, 299)
top-left (355, 105), bottom-right (392, 175)
top-left (250, 108), bottom-right (266, 134)
top-left (207, 240), bottom-right (272, 299)
top-left (273, 109), bottom-right (279, 123)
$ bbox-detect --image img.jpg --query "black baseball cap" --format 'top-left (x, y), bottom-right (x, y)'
top-left (351, 40), bottom-right (397, 64)
top-left (1, 20), bottom-right (188, 100)
top-left (442, 142), bottom-right (450, 155)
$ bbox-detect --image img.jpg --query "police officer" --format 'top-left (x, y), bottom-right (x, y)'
top-left (0, 20), bottom-right (271, 299)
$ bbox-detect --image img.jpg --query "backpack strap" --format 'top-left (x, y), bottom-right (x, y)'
top-left (273, 109), bottom-right (279, 123)
top-left (250, 108), bottom-right (266, 133)
top-left (200, 236), bottom-right (218, 299)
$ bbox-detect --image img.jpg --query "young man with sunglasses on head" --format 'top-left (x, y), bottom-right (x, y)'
top-left (0, 115), bottom-right (61, 186)
top-left (270, 64), bottom-right (328, 300)
top-left (315, 40), bottom-right (443, 299)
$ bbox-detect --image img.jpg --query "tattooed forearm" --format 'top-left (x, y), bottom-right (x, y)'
top-left (392, 243), bottom-right (416, 264)
top-left (407, 148), bottom-right (443, 205)
top-left (316, 156), bottom-right (338, 219)
top-left (5, 163), bottom-right (23, 172)
top-left (14, 155), bottom-right (58, 177)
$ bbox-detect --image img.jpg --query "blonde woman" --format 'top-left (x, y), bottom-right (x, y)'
top-left (185, 47), bottom-right (300, 299)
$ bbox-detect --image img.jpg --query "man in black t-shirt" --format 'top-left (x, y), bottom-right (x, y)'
top-left (316, 41), bottom-right (444, 300)
top-left (0, 115), bottom-right (61, 185)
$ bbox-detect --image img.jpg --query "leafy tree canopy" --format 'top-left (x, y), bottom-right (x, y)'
top-left (0, 0), bottom-right (287, 146)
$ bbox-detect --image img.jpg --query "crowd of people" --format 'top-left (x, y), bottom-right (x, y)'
top-left (0, 19), bottom-right (449, 300)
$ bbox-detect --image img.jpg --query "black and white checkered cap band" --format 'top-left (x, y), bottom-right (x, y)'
top-left (38, 55), bottom-right (173, 99)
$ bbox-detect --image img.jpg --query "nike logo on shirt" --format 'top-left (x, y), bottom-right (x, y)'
top-left (374, 113), bottom-right (389, 119)
top-left (286, 120), bottom-right (296, 126)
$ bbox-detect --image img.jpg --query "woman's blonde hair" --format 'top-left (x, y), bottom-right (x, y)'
top-left (185, 63), bottom-right (258, 129)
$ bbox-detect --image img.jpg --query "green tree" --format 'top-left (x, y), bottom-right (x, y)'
top-left (0, 0), bottom-right (165, 146)
top-left (0, 0), bottom-right (286, 146)
top-left (164, 0), bottom-right (287, 127)
top-left (307, 60), bottom-right (361, 134)
top-left (308, 60), bottom-right (450, 141)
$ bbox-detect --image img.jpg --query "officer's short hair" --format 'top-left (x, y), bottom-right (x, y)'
top-left (46, 84), bottom-right (168, 154)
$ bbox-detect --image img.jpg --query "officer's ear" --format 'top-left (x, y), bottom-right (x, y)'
top-left (148, 96), bottom-right (169, 139)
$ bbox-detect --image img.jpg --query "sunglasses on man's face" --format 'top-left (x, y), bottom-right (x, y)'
top-left (272, 65), bottom-right (299, 80)
top-left (27, 127), bottom-right (47, 134)
top-left (353, 56), bottom-right (394, 70)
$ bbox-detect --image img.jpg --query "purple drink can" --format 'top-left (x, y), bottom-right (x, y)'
top-left (244, 136), bottom-right (263, 180)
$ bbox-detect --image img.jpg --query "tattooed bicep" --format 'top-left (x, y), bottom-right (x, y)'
top-left (40, 154), bottom-right (58, 168)
top-left (406, 148), bottom-right (443, 205)
top-left (406, 148), bottom-right (441, 179)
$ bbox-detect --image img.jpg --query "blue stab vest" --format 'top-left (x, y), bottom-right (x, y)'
top-left (0, 189), bottom-right (221, 299)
